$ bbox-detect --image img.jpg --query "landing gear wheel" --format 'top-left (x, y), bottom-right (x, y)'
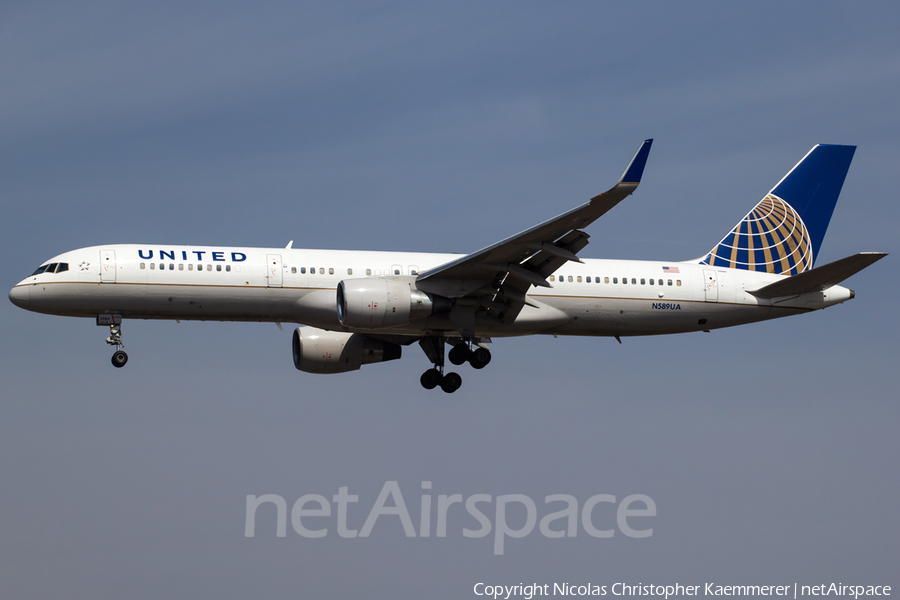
top-left (111, 350), bottom-right (129, 368)
top-left (420, 368), bottom-right (442, 390)
top-left (448, 343), bottom-right (472, 365)
top-left (468, 347), bottom-right (492, 369)
top-left (440, 372), bottom-right (462, 393)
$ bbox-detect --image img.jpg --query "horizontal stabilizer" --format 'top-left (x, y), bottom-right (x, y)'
top-left (747, 252), bottom-right (887, 299)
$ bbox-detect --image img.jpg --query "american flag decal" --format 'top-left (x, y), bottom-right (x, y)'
top-left (662, 266), bottom-right (680, 273)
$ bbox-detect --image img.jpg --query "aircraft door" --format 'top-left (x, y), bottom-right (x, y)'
top-left (267, 254), bottom-right (283, 288)
top-left (703, 269), bottom-right (718, 302)
top-left (100, 250), bottom-right (116, 283)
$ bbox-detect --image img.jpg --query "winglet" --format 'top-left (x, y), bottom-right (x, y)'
top-left (619, 139), bottom-right (653, 185)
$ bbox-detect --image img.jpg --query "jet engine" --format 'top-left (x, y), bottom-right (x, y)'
top-left (336, 278), bottom-right (446, 329)
top-left (292, 327), bottom-right (401, 374)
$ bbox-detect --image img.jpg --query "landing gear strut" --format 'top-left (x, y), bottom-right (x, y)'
top-left (106, 323), bottom-right (128, 368)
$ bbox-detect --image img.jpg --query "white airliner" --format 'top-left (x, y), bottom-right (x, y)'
top-left (9, 141), bottom-right (886, 392)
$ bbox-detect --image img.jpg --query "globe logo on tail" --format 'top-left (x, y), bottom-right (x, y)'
top-left (701, 194), bottom-right (813, 276)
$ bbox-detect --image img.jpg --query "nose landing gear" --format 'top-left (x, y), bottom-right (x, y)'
top-left (111, 348), bottom-right (128, 368)
top-left (105, 322), bottom-right (128, 368)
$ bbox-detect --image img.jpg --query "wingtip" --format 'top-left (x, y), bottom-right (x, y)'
top-left (619, 139), bottom-right (653, 185)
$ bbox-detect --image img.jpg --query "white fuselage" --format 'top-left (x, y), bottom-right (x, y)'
top-left (10, 244), bottom-right (854, 339)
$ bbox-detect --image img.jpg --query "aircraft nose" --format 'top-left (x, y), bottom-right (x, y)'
top-left (9, 284), bottom-right (30, 310)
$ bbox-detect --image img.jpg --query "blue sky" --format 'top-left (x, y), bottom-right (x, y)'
top-left (1, 3), bottom-right (898, 598)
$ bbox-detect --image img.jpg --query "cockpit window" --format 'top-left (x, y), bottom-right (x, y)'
top-left (32, 262), bottom-right (70, 275)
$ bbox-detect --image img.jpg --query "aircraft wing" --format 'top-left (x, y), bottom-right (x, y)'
top-left (415, 140), bottom-right (653, 334)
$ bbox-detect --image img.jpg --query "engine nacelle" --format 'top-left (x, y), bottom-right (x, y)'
top-left (292, 327), bottom-right (401, 374)
top-left (336, 278), bottom-right (440, 329)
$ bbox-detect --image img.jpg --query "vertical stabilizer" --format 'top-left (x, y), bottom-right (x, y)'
top-left (700, 144), bottom-right (855, 275)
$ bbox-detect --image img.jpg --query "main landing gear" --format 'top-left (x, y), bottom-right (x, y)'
top-left (448, 342), bottom-right (492, 369)
top-left (106, 323), bottom-right (128, 368)
top-left (419, 337), bottom-right (492, 393)
top-left (420, 368), bottom-right (461, 393)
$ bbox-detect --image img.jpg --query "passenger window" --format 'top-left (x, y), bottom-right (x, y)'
top-left (623, 277), bottom-right (627, 284)
top-left (178, 264), bottom-right (184, 271)
top-left (226, 265), bottom-right (232, 272)
top-left (310, 267), bottom-right (315, 274)
top-left (568, 276), bottom-right (573, 282)
top-left (676, 280), bottom-right (682, 286)
top-left (658, 279), bottom-right (663, 286)
top-left (604, 277), bottom-right (609, 284)
top-left (140, 263), bottom-right (146, 270)
top-left (631, 278), bottom-right (636, 284)
top-left (197, 264), bottom-right (202, 271)
top-left (394, 269), bottom-right (400, 275)
top-left (159, 263), bottom-right (164, 270)
top-left (667, 279), bottom-right (672, 286)
top-left (319, 268), bottom-right (325, 275)
top-left (216, 264), bottom-right (222, 272)
top-left (410, 269), bottom-right (417, 275)
top-left (329, 268), bottom-right (335, 275)
top-left (301, 267), bottom-right (306, 274)
top-left (150, 263), bottom-right (156, 270)
top-left (188, 264), bottom-right (193, 271)
top-left (549, 275), bottom-right (555, 282)
top-left (207, 265), bottom-right (212, 271)
top-left (348, 268), bottom-right (353, 275)
top-left (613, 277), bottom-right (617, 284)
top-left (586, 276), bottom-right (591, 283)
top-left (366, 269), bottom-right (372, 276)
top-left (641, 278), bottom-right (645, 285)
top-left (169, 264), bottom-right (175, 270)
top-left (649, 278), bottom-right (654, 285)
top-left (577, 276), bottom-right (582, 283)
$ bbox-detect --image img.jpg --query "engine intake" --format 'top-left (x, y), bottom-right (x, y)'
top-left (336, 278), bottom-right (444, 329)
top-left (292, 327), bottom-right (401, 374)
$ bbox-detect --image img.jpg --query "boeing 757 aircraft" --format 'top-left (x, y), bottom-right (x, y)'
top-left (9, 141), bottom-right (886, 392)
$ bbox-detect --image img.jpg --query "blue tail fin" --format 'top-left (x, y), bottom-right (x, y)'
top-left (700, 144), bottom-right (856, 275)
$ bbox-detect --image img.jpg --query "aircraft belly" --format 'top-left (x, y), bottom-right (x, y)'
top-left (537, 296), bottom-right (803, 337)
top-left (26, 282), bottom-right (319, 322)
